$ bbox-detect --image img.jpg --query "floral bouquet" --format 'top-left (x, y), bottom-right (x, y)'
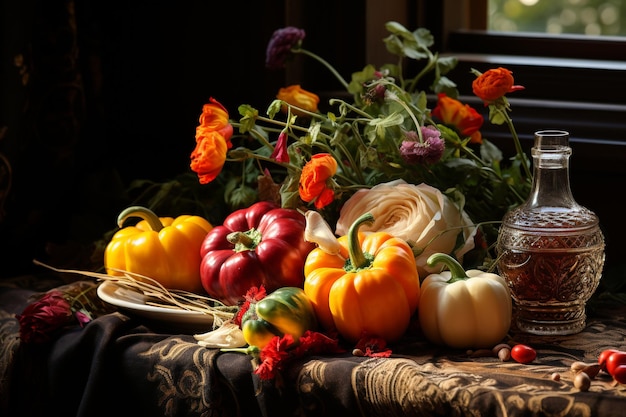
top-left (189, 21), bottom-right (530, 273)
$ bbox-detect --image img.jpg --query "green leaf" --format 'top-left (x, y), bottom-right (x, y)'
top-left (488, 105), bottom-right (507, 125)
top-left (436, 56), bottom-right (458, 74)
top-left (267, 100), bottom-right (282, 119)
top-left (225, 181), bottom-right (258, 210)
top-left (480, 139), bottom-right (503, 164)
top-left (412, 27), bottom-right (434, 49)
top-left (238, 104), bottom-right (259, 133)
top-left (348, 64), bottom-right (378, 95)
top-left (432, 76), bottom-right (458, 97)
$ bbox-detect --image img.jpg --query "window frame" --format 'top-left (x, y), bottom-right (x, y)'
top-left (434, 0), bottom-right (626, 142)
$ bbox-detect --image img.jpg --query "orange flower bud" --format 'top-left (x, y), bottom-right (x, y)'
top-left (299, 153), bottom-right (338, 209)
top-left (277, 84), bottom-right (320, 115)
top-left (472, 67), bottom-right (525, 103)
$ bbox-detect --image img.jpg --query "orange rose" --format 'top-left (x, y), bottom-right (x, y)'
top-left (432, 93), bottom-right (483, 144)
top-left (472, 67), bottom-right (525, 103)
top-left (190, 131), bottom-right (230, 184)
top-left (190, 98), bottom-right (233, 184)
top-left (299, 153), bottom-right (338, 209)
top-left (277, 85), bottom-right (319, 115)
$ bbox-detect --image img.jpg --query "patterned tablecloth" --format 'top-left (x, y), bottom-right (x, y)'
top-left (2, 274), bottom-right (626, 417)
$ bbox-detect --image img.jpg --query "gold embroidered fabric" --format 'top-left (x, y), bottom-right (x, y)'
top-left (2, 276), bottom-right (626, 417)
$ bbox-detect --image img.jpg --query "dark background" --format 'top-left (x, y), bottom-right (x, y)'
top-left (0, 0), bottom-right (372, 278)
top-left (0, 0), bottom-right (285, 277)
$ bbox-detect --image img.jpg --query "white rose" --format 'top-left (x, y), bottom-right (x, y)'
top-left (335, 179), bottom-right (476, 278)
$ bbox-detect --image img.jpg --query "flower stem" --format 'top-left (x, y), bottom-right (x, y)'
top-left (293, 48), bottom-right (350, 91)
top-left (502, 110), bottom-right (533, 180)
top-left (386, 92), bottom-right (422, 142)
top-left (450, 139), bottom-right (526, 203)
top-left (328, 99), bottom-right (375, 120)
top-left (406, 53), bottom-right (436, 93)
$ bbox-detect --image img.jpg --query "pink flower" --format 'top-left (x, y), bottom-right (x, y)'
top-left (399, 126), bottom-right (445, 164)
top-left (270, 131), bottom-right (290, 163)
top-left (74, 310), bottom-right (93, 327)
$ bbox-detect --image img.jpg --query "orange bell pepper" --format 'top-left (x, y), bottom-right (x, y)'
top-left (303, 213), bottom-right (420, 343)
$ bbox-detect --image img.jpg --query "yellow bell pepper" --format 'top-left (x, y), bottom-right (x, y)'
top-left (418, 253), bottom-right (512, 349)
top-left (104, 206), bottom-right (213, 293)
top-left (304, 212), bottom-right (420, 343)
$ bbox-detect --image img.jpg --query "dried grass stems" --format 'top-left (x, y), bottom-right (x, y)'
top-left (32, 260), bottom-right (237, 326)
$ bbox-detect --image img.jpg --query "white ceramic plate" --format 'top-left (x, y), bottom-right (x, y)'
top-left (97, 281), bottom-right (215, 327)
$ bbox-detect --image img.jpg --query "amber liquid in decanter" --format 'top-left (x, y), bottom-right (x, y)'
top-left (496, 130), bottom-right (605, 335)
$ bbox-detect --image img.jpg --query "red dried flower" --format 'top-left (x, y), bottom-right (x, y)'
top-left (234, 285), bottom-right (267, 326)
top-left (255, 334), bottom-right (295, 380)
top-left (354, 335), bottom-right (393, 358)
top-left (293, 330), bottom-right (343, 356)
top-left (16, 290), bottom-right (73, 344)
top-left (254, 330), bottom-right (344, 380)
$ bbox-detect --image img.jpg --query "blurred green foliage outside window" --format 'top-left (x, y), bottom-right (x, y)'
top-left (489, 0), bottom-right (626, 36)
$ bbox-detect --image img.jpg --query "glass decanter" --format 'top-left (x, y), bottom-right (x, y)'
top-left (496, 130), bottom-right (605, 335)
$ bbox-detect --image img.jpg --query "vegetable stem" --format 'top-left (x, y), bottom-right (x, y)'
top-left (426, 253), bottom-right (468, 283)
top-left (347, 213), bottom-right (375, 270)
top-left (227, 231), bottom-right (254, 251)
top-left (116, 206), bottom-right (164, 232)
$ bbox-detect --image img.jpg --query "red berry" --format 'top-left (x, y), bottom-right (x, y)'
top-left (605, 351), bottom-right (626, 377)
top-left (511, 344), bottom-right (536, 364)
top-left (613, 365), bottom-right (626, 384)
top-left (598, 349), bottom-right (622, 372)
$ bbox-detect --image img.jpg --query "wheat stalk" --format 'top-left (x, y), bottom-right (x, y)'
top-left (32, 260), bottom-right (237, 326)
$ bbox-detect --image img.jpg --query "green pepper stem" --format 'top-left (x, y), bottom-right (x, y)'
top-left (116, 206), bottom-right (164, 232)
top-left (426, 253), bottom-right (468, 283)
top-left (347, 213), bottom-right (374, 270)
top-left (227, 231), bottom-right (252, 247)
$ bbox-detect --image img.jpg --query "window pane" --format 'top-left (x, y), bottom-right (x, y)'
top-left (489, 0), bottom-right (626, 36)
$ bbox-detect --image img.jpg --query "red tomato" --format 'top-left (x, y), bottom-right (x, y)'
top-left (613, 365), bottom-right (626, 384)
top-left (605, 351), bottom-right (626, 376)
top-left (511, 344), bottom-right (536, 364)
top-left (598, 349), bottom-right (622, 372)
